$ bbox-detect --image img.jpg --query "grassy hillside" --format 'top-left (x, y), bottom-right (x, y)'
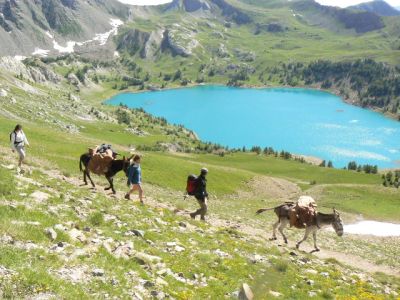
top-left (0, 2), bottom-right (400, 296)
top-left (0, 95), bottom-right (400, 298)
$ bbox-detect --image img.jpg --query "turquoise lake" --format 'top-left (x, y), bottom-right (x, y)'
top-left (106, 85), bottom-right (400, 168)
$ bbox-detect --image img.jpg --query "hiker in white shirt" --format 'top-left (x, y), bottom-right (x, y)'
top-left (10, 124), bottom-right (29, 172)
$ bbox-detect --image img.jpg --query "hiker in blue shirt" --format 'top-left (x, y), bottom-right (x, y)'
top-left (125, 155), bottom-right (144, 204)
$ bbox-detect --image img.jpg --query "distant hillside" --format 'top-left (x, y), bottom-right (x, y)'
top-left (348, 0), bottom-right (400, 16)
top-left (0, 0), bottom-right (129, 57)
top-left (292, 0), bottom-right (385, 33)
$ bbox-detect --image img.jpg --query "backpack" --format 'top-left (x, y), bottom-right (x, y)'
top-left (186, 174), bottom-right (198, 196)
top-left (9, 131), bottom-right (17, 145)
top-left (9, 131), bottom-right (23, 146)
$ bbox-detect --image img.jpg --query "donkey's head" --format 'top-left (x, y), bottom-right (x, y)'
top-left (122, 155), bottom-right (134, 177)
top-left (332, 208), bottom-right (344, 237)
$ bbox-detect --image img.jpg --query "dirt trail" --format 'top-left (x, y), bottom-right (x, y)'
top-left (1, 146), bottom-right (398, 278)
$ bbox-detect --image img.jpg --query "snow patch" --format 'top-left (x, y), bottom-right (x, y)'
top-left (344, 221), bottom-right (400, 237)
top-left (45, 31), bottom-right (54, 39)
top-left (51, 18), bottom-right (123, 53)
top-left (53, 41), bottom-right (77, 53)
top-left (14, 55), bottom-right (27, 61)
top-left (32, 48), bottom-right (50, 57)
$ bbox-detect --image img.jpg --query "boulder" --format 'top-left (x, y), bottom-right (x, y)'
top-left (92, 268), bottom-right (105, 277)
top-left (134, 252), bottom-right (162, 265)
top-left (239, 283), bottom-right (254, 300)
top-left (45, 228), bottom-right (57, 241)
top-left (269, 290), bottom-right (282, 297)
top-left (68, 228), bottom-right (86, 242)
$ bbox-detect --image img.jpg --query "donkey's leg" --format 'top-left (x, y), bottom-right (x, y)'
top-left (86, 171), bottom-right (95, 188)
top-left (106, 176), bottom-right (116, 194)
top-left (104, 177), bottom-right (112, 191)
top-left (83, 170), bottom-right (88, 185)
top-left (296, 227), bottom-right (311, 250)
top-left (311, 229), bottom-right (320, 252)
top-left (278, 219), bottom-right (289, 244)
top-left (270, 220), bottom-right (279, 240)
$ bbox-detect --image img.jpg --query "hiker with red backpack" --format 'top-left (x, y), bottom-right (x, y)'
top-left (188, 167), bottom-right (209, 221)
top-left (10, 124), bottom-right (29, 173)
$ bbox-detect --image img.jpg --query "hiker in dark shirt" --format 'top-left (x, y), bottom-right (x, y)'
top-left (190, 168), bottom-right (209, 221)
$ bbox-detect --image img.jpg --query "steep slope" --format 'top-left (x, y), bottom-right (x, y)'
top-left (348, 0), bottom-right (400, 16)
top-left (0, 0), bottom-right (129, 57)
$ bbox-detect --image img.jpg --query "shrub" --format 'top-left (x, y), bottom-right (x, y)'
top-left (89, 212), bottom-right (104, 226)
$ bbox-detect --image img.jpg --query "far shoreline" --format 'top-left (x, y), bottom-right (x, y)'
top-left (103, 82), bottom-right (400, 123)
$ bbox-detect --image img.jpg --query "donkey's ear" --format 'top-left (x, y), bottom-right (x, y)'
top-left (123, 156), bottom-right (126, 160)
top-left (333, 207), bottom-right (337, 214)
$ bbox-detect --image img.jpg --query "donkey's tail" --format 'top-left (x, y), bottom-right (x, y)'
top-left (256, 207), bottom-right (275, 215)
top-left (79, 155), bottom-right (83, 172)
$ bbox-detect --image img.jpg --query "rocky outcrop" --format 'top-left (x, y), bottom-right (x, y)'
top-left (210, 0), bottom-right (251, 24)
top-left (166, 0), bottom-right (211, 12)
top-left (0, 56), bottom-right (61, 84)
top-left (143, 29), bottom-right (164, 59)
top-left (117, 25), bottom-right (199, 58)
top-left (184, 0), bottom-right (211, 12)
top-left (163, 26), bottom-right (199, 57)
top-left (117, 28), bottom-right (151, 56)
top-left (61, 0), bottom-right (77, 10)
top-left (255, 23), bottom-right (286, 34)
top-left (217, 43), bottom-right (229, 58)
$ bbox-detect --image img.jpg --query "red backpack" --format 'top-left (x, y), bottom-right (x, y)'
top-left (186, 174), bottom-right (198, 196)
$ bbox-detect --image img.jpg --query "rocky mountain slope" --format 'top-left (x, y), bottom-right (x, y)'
top-left (0, 0), bottom-right (129, 57)
top-left (348, 0), bottom-right (400, 16)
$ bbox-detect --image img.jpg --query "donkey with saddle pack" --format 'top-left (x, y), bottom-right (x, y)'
top-left (256, 196), bottom-right (343, 252)
top-left (79, 145), bottom-right (132, 194)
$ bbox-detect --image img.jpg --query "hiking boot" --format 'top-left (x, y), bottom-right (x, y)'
top-left (124, 193), bottom-right (130, 200)
top-left (189, 213), bottom-right (196, 219)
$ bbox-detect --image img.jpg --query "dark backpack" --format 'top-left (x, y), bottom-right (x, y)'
top-left (186, 174), bottom-right (198, 196)
top-left (9, 131), bottom-right (17, 145)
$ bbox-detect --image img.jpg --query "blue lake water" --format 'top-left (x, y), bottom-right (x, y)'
top-left (106, 85), bottom-right (400, 168)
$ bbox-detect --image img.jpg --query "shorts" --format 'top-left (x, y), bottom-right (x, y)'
top-left (16, 146), bottom-right (26, 160)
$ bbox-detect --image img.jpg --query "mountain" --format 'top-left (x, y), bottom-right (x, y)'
top-left (292, 0), bottom-right (385, 33)
top-left (0, 0), bottom-right (129, 57)
top-left (348, 0), bottom-right (400, 16)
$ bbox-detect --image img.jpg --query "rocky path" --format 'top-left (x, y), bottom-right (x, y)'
top-left (1, 145), bottom-right (399, 279)
top-left (47, 170), bottom-right (400, 278)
